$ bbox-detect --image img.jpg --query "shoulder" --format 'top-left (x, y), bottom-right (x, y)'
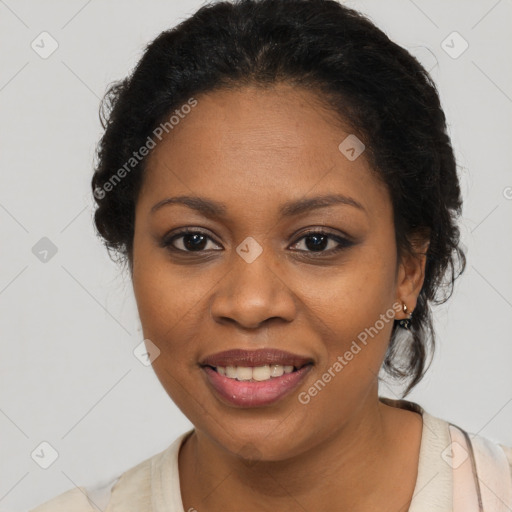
top-left (28, 459), bottom-right (149, 512)
top-left (447, 422), bottom-right (512, 481)
top-left (28, 487), bottom-right (98, 512)
top-left (27, 452), bottom-right (154, 512)
top-left (413, 400), bottom-right (512, 494)
top-left (498, 443), bottom-right (512, 478)
top-left (29, 431), bottom-right (193, 512)
top-left (28, 458), bottom-right (149, 512)
top-left (380, 397), bottom-right (512, 481)
top-left (106, 430), bottom-right (193, 509)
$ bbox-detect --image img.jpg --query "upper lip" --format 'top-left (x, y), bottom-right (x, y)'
top-left (200, 349), bottom-right (314, 368)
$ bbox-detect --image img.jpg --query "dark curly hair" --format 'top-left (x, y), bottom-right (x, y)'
top-left (91, 0), bottom-right (466, 396)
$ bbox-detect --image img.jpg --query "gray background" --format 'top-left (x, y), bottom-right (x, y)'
top-left (0, 0), bottom-right (511, 510)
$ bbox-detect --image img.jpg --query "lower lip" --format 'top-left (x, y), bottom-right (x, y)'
top-left (202, 365), bottom-right (313, 408)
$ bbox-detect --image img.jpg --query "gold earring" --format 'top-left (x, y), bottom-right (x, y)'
top-left (398, 303), bottom-right (413, 329)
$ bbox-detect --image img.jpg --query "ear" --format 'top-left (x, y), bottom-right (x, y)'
top-left (395, 238), bottom-right (429, 319)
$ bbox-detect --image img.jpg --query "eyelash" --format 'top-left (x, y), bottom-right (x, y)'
top-left (160, 228), bottom-right (354, 256)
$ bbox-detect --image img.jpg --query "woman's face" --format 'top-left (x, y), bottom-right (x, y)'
top-left (131, 83), bottom-right (420, 461)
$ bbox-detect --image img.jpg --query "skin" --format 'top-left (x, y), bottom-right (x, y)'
top-left (131, 82), bottom-right (428, 511)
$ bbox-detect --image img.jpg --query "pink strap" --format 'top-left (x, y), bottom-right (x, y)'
top-left (450, 425), bottom-right (481, 512)
top-left (450, 424), bottom-right (512, 511)
top-left (472, 434), bottom-right (512, 510)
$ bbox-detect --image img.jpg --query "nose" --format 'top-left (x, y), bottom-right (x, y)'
top-left (209, 247), bottom-right (297, 330)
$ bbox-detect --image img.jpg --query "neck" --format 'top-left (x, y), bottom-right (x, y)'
top-left (179, 395), bottom-right (421, 511)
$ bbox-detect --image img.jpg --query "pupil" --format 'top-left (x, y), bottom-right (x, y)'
top-left (181, 234), bottom-right (328, 252)
top-left (306, 234), bottom-right (327, 251)
top-left (184, 233), bottom-right (207, 251)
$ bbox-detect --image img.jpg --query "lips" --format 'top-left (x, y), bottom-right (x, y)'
top-left (202, 363), bottom-right (313, 407)
top-left (199, 348), bottom-right (314, 369)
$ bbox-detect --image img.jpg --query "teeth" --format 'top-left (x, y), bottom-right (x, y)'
top-left (215, 364), bottom-right (297, 381)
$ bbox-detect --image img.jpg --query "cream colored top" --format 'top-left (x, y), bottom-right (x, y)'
top-left (30, 398), bottom-right (512, 512)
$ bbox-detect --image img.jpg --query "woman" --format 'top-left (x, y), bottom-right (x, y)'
top-left (31, 0), bottom-right (512, 510)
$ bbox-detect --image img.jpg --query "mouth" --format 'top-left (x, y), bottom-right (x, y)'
top-left (202, 362), bottom-right (313, 382)
top-left (199, 349), bottom-right (314, 407)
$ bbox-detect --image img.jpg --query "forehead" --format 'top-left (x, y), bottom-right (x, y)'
top-left (139, 83), bottom-right (389, 220)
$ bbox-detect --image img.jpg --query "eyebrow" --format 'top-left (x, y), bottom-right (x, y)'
top-left (150, 193), bottom-right (365, 218)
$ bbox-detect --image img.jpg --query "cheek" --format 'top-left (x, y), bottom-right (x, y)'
top-left (299, 240), bottom-right (398, 372)
top-left (132, 231), bottom-right (208, 340)
top-left (295, 263), bottom-right (398, 421)
top-left (132, 248), bottom-right (211, 417)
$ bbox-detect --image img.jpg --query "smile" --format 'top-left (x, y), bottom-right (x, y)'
top-left (201, 363), bottom-right (313, 407)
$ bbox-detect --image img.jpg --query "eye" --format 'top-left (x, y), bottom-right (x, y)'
top-left (161, 229), bottom-right (221, 252)
top-left (161, 228), bottom-right (354, 255)
top-left (289, 230), bottom-right (354, 255)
